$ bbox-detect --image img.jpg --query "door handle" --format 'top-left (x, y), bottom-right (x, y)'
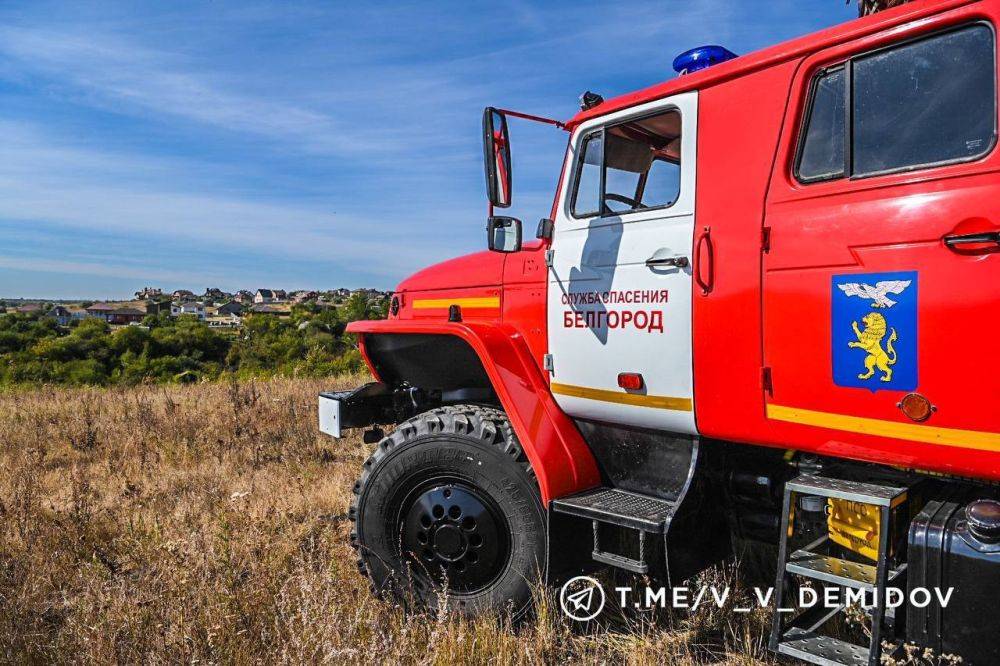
top-left (645, 255), bottom-right (689, 268)
top-left (944, 230), bottom-right (1000, 247)
top-left (694, 226), bottom-right (714, 295)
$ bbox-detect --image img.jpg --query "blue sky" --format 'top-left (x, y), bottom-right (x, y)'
top-left (0, 1), bottom-right (856, 299)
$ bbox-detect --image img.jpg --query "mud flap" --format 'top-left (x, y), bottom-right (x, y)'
top-left (660, 443), bottom-right (731, 585)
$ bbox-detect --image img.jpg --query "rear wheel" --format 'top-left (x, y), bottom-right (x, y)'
top-left (350, 405), bottom-right (545, 618)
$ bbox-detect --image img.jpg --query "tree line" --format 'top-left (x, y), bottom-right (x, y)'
top-left (0, 293), bottom-right (386, 386)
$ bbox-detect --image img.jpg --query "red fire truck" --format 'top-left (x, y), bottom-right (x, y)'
top-left (319, 1), bottom-right (1000, 663)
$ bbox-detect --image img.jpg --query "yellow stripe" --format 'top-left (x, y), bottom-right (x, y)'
top-left (551, 382), bottom-right (693, 412)
top-left (411, 297), bottom-right (500, 310)
top-left (767, 404), bottom-right (1000, 453)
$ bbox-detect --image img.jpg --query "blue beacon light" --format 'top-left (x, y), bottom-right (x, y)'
top-left (672, 45), bottom-right (738, 75)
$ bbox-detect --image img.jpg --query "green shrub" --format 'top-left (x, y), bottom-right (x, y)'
top-left (0, 293), bottom-right (387, 386)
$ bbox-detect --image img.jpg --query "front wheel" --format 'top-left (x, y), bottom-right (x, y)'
top-left (349, 405), bottom-right (545, 618)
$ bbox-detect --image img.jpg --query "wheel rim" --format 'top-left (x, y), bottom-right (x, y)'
top-left (399, 481), bottom-right (510, 594)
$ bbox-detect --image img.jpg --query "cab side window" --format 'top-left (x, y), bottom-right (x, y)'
top-left (796, 23), bottom-right (997, 182)
top-left (571, 109), bottom-right (682, 218)
top-left (798, 68), bottom-right (846, 181)
top-left (572, 132), bottom-right (603, 218)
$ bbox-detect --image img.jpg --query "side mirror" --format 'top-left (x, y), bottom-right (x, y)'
top-left (487, 216), bottom-right (522, 253)
top-left (482, 107), bottom-right (512, 208)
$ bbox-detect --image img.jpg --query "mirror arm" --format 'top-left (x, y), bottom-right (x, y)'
top-left (493, 108), bottom-right (567, 131)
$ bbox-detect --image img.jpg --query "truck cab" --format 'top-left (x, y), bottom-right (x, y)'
top-left (322, 2), bottom-right (1000, 663)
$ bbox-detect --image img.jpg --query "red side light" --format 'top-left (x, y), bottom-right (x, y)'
top-left (617, 373), bottom-right (644, 391)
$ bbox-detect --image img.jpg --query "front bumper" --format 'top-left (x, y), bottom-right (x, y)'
top-left (318, 382), bottom-right (393, 438)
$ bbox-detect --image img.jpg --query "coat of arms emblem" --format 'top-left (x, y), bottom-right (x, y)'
top-left (832, 271), bottom-right (918, 392)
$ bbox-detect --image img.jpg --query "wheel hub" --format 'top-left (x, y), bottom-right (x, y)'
top-left (400, 482), bottom-right (509, 593)
top-left (432, 524), bottom-right (467, 561)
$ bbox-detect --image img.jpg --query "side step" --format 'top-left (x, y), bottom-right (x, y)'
top-left (787, 547), bottom-right (877, 589)
top-left (551, 487), bottom-right (677, 532)
top-left (778, 628), bottom-right (870, 666)
top-left (787, 543), bottom-right (906, 590)
top-left (786, 475), bottom-right (907, 507)
top-left (551, 487), bottom-right (678, 574)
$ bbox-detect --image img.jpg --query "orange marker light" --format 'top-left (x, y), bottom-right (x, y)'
top-left (617, 373), bottom-right (644, 391)
top-left (898, 393), bottom-right (934, 422)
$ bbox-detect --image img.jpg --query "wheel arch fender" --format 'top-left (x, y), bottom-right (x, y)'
top-left (347, 320), bottom-right (601, 504)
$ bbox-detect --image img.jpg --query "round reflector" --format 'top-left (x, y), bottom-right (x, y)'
top-left (898, 393), bottom-right (933, 422)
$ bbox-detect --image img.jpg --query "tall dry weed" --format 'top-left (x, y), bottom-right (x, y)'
top-left (0, 376), bottom-right (774, 664)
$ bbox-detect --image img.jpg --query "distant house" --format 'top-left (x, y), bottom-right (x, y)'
top-left (216, 301), bottom-right (244, 316)
top-left (202, 287), bottom-right (231, 302)
top-left (254, 289), bottom-right (289, 304)
top-left (85, 303), bottom-right (116, 320)
top-left (143, 299), bottom-right (171, 315)
top-left (135, 287), bottom-right (162, 299)
top-left (16, 303), bottom-right (44, 314)
top-left (170, 301), bottom-right (206, 319)
top-left (83, 303), bottom-right (144, 324)
top-left (172, 289), bottom-right (195, 300)
top-left (45, 305), bottom-right (72, 325)
top-left (234, 290), bottom-right (254, 304)
top-left (107, 308), bottom-right (145, 325)
top-left (291, 290), bottom-right (319, 304)
top-left (250, 303), bottom-right (290, 317)
top-left (206, 314), bottom-right (241, 328)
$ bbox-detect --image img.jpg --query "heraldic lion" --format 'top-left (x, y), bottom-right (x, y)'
top-left (848, 312), bottom-right (898, 382)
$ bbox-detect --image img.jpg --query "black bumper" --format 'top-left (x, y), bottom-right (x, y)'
top-left (318, 382), bottom-right (393, 437)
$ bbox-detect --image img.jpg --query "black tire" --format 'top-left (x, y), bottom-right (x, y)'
top-left (350, 405), bottom-right (545, 618)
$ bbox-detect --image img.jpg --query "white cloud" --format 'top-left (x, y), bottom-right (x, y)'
top-left (0, 120), bottom-right (456, 281)
top-left (0, 26), bottom-right (413, 157)
top-left (0, 253), bottom-right (228, 285)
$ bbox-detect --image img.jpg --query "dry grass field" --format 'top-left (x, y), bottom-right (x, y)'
top-left (0, 377), bottom-right (776, 664)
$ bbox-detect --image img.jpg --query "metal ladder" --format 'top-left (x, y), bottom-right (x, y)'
top-left (769, 474), bottom-right (908, 666)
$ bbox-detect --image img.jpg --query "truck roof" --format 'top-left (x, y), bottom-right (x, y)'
top-left (564, 0), bottom-right (976, 130)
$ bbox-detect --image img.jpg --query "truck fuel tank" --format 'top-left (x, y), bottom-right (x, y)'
top-left (907, 492), bottom-right (1000, 665)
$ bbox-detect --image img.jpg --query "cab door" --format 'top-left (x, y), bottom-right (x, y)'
top-left (547, 92), bottom-right (698, 433)
top-left (763, 17), bottom-right (1000, 476)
